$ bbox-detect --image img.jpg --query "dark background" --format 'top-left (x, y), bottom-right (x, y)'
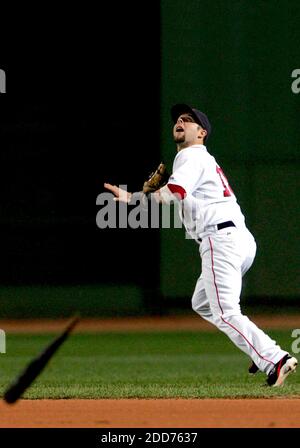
top-left (0, 3), bottom-right (161, 316)
top-left (160, 0), bottom-right (300, 308)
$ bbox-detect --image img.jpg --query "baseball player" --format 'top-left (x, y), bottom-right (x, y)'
top-left (104, 103), bottom-right (298, 387)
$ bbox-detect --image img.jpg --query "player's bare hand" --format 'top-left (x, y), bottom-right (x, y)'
top-left (104, 183), bottom-right (132, 203)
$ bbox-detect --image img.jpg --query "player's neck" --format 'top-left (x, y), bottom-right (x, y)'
top-left (176, 138), bottom-right (205, 152)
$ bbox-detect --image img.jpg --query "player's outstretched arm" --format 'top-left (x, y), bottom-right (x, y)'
top-left (104, 183), bottom-right (132, 203)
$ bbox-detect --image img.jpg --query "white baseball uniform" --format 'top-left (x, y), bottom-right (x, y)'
top-left (166, 144), bottom-right (287, 374)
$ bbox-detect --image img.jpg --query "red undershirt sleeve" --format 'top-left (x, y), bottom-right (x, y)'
top-left (167, 183), bottom-right (186, 200)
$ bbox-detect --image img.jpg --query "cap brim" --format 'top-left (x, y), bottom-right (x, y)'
top-left (171, 104), bottom-right (197, 123)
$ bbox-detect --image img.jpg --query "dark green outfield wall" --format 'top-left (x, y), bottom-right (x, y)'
top-left (160, 0), bottom-right (300, 302)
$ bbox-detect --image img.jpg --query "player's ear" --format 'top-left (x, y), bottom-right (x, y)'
top-left (197, 128), bottom-right (207, 140)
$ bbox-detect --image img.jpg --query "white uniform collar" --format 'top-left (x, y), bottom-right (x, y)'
top-left (189, 144), bottom-right (207, 150)
top-left (177, 144), bottom-right (207, 154)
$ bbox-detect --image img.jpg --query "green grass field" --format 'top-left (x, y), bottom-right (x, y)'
top-left (0, 330), bottom-right (299, 399)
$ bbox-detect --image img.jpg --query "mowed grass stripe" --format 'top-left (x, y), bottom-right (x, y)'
top-left (0, 331), bottom-right (299, 399)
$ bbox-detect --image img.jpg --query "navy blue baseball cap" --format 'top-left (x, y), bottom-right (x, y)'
top-left (171, 103), bottom-right (212, 140)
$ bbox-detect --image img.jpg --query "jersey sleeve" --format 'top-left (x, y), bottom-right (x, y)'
top-left (167, 149), bottom-right (204, 196)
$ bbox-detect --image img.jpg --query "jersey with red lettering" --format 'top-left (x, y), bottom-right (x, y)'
top-left (167, 144), bottom-right (246, 240)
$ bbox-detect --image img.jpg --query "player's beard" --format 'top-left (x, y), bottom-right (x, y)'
top-left (173, 133), bottom-right (185, 143)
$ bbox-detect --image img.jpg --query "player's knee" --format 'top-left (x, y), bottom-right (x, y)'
top-left (192, 294), bottom-right (203, 316)
top-left (191, 295), bottom-right (200, 314)
top-left (191, 298), bottom-right (210, 318)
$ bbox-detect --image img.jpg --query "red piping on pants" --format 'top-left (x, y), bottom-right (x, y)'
top-left (208, 237), bottom-right (275, 366)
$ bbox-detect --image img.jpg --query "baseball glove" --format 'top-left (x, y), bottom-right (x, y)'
top-left (143, 162), bottom-right (169, 194)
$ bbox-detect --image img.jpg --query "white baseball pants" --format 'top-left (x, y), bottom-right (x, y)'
top-left (192, 226), bottom-right (287, 374)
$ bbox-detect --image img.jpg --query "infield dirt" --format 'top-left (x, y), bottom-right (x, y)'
top-left (0, 398), bottom-right (300, 428)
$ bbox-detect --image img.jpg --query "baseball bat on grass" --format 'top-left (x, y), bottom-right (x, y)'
top-left (3, 315), bottom-right (80, 404)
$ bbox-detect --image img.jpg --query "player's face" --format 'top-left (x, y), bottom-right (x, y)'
top-left (173, 114), bottom-right (203, 146)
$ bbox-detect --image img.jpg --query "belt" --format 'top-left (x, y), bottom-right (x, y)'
top-left (216, 220), bottom-right (236, 230)
top-left (198, 221), bottom-right (236, 242)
